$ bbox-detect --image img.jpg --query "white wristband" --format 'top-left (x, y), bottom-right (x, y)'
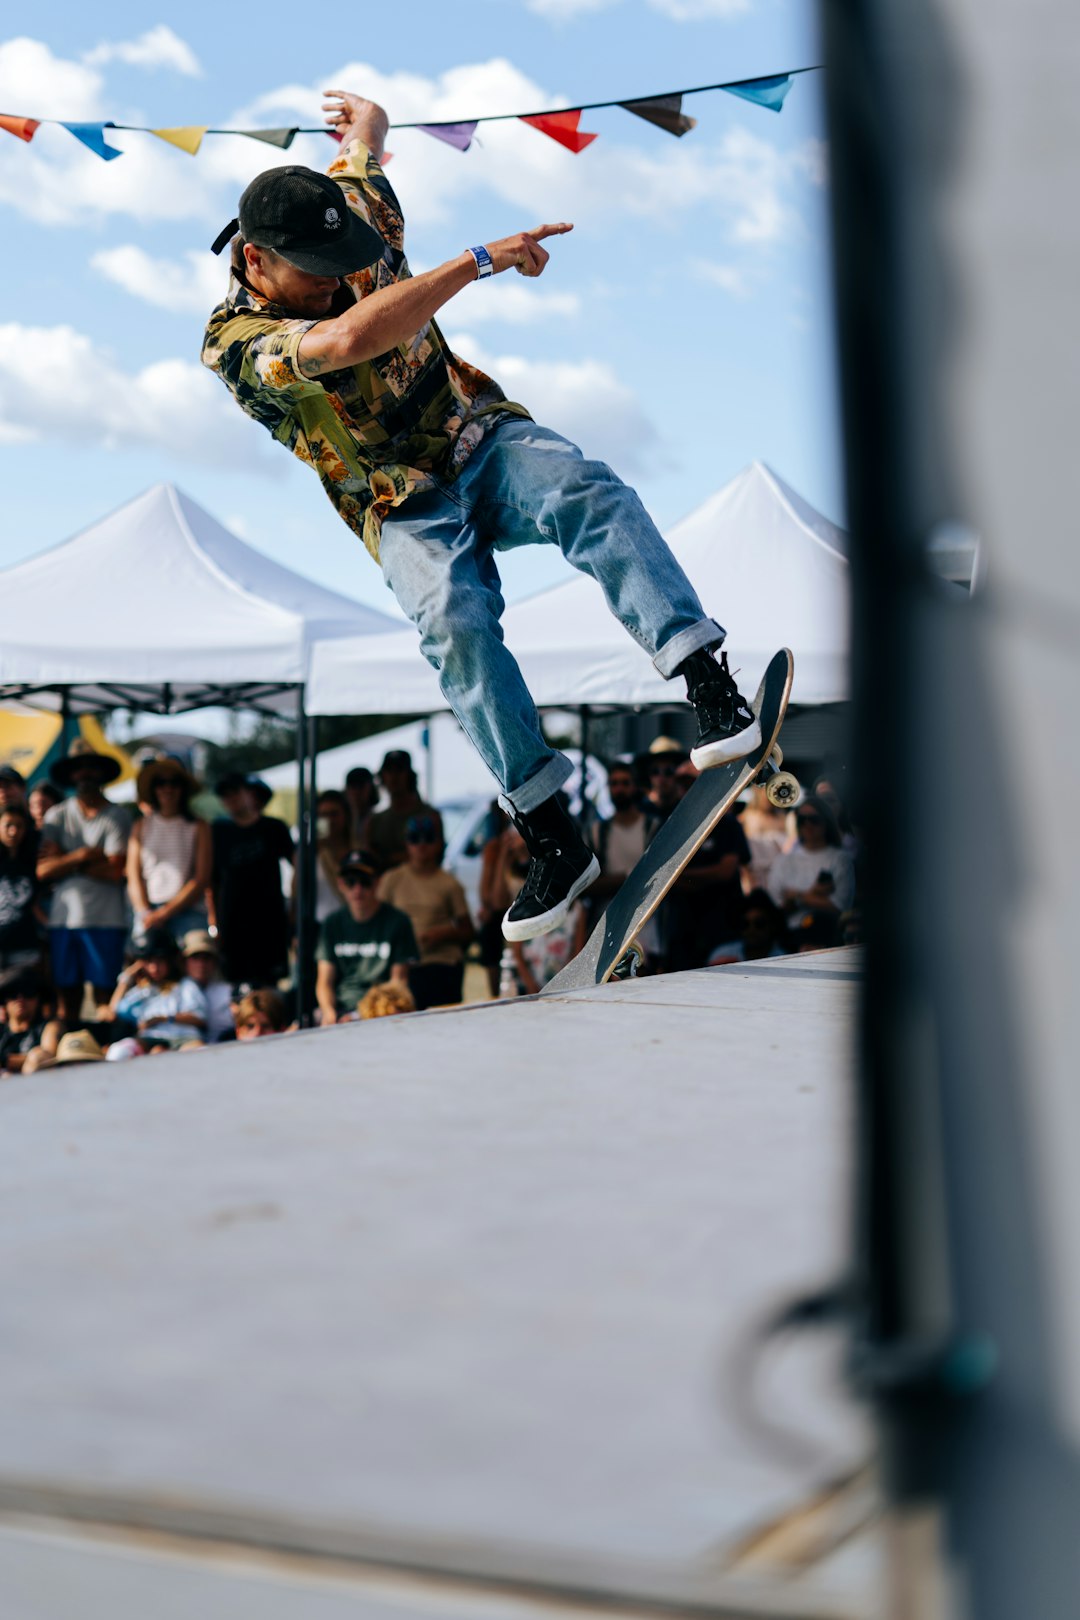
top-left (468, 245), bottom-right (494, 280)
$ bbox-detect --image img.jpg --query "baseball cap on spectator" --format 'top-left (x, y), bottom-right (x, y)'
top-left (215, 772), bottom-right (272, 808)
top-left (345, 766), bottom-right (374, 785)
top-left (339, 849), bottom-right (382, 882)
top-left (53, 1030), bottom-right (106, 1065)
top-left (648, 735), bottom-right (686, 759)
top-left (211, 165), bottom-right (387, 275)
top-left (380, 750), bottom-right (412, 771)
top-left (0, 765), bottom-right (25, 788)
top-left (181, 930), bottom-right (219, 958)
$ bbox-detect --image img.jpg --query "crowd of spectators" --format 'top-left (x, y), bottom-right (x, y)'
top-left (0, 730), bottom-right (862, 1075)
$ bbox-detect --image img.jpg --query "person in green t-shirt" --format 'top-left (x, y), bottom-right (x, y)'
top-left (315, 849), bottom-right (417, 1023)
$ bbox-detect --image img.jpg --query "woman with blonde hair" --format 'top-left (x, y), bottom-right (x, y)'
top-left (128, 757), bottom-right (211, 947)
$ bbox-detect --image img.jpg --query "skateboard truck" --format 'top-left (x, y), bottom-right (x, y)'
top-left (759, 743), bottom-right (801, 809)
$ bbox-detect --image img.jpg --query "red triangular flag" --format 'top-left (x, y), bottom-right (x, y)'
top-left (0, 115), bottom-right (40, 143)
top-left (520, 110), bottom-right (597, 154)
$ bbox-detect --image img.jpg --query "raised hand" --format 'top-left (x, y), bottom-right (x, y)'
top-left (322, 88), bottom-right (389, 156)
top-left (485, 223), bottom-right (574, 278)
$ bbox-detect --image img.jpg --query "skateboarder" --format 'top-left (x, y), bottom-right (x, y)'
top-left (203, 88), bottom-right (760, 941)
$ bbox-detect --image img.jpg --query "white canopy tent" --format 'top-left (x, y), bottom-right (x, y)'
top-left (0, 482), bottom-right (400, 714)
top-left (307, 462), bottom-right (851, 715)
top-left (0, 481), bottom-right (402, 1023)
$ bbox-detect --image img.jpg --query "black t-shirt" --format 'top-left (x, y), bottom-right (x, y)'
top-left (0, 1018), bottom-right (45, 1070)
top-left (316, 903), bottom-right (418, 1013)
top-left (211, 815), bottom-right (294, 937)
top-left (0, 851), bottom-right (39, 952)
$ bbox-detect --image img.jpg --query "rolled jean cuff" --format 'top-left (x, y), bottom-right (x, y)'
top-left (652, 618), bottom-right (726, 679)
top-left (499, 752), bottom-right (574, 817)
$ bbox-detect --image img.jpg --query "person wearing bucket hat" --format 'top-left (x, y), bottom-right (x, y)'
top-left (210, 775), bottom-right (294, 989)
top-left (202, 88), bottom-right (761, 942)
top-left (180, 929), bottom-right (234, 1043)
top-left (38, 740), bottom-right (133, 1023)
top-left (128, 757), bottom-right (211, 950)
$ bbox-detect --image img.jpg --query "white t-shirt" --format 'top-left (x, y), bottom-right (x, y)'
top-left (766, 845), bottom-right (856, 917)
top-left (43, 798), bottom-right (132, 929)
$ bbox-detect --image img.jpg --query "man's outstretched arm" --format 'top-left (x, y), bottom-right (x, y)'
top-left (296, 87), bottom-right (573, 378)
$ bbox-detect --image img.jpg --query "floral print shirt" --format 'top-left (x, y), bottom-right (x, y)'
top-left (201, 140), bottom-right (529, 563)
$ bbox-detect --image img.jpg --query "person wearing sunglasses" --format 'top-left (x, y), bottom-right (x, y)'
top-left (315, 849), bottom-right (416, 1025)
top-left (378, 816), bottom-right (473, 1010)
top-left (765, 793), bottom-right (856, 943)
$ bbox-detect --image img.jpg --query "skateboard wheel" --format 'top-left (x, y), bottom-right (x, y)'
top-left (766, 771), bottom-right (800, 809)
top-left (612, 940), bottom-right (645, 981)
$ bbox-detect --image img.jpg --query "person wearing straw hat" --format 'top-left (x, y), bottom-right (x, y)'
top-left (37, 740), bottom-right (132, 1024)
top-left (203, 88), bottom-right (761, 945)
top-left (128, 757), bottom-right (211, 949)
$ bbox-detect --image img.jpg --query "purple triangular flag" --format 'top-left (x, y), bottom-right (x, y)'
top-left (619, 95), bottom-right (697, 138)
top-left (416, 121), bottom-right (477, 152)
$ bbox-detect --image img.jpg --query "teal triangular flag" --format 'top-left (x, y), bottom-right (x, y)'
top-left (62, 121), bottom-right (123, 160)
top-left (723, 75), bottom-right (793, 113)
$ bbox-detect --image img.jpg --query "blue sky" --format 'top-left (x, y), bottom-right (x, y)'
top-left (0, 1), bottom-right (840, 618)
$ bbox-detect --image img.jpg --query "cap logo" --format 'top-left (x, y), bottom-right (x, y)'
top-left (324, 206), bottom-right (340, 229)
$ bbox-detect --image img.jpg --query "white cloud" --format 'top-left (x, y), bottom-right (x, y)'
top-left (526, 0), bottom-right (750, 17)
top-left (648, 0), bottom-right (751, 17)
top-left (91, 245), bottom-right (231, 314)
top-left (691, 258), bottom-right (751, 297)
top-left (0, 37), bottom-right (104, 119)
top-left (445, 333), bottom-right (662, 476)
top-left (455, 280), bottom-right (581, 324)
top-left (525, 0), bottom-right (619, 16)
top-left (83, 26), bottom-right (202, 78)
top-left (0, 323), bottom-right (267, 469)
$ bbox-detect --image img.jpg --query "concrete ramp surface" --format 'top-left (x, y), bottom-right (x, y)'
top-left (0, 951), bottom-right (878, 1617)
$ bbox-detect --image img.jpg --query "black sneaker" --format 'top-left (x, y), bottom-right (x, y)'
top-left (681, 648), bottom-right (761, 769)
top-left (502, 794), bottom-right (600, 943)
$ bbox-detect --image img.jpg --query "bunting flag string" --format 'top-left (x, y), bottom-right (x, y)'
top-left (0, 66), bottom-right (817, 162)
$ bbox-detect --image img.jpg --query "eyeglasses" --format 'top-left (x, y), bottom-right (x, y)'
top-left (650, 764), bottom-right (678, 778)
top-left (406, 831), bottom-right (438, 844)
top-left (341, 873), bottom-right (375, 888)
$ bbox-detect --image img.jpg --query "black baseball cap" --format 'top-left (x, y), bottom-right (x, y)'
top-left (339, 849), bottom-right (382, 881)
top-left (0, 765), bottom-right (25, 787)
top-left (211, 166), bottom-right (386, 276)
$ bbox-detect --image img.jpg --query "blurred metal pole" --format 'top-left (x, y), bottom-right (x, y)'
top-left (294, 687), bottom-right (310, 1029)
top-left (822, 1), bottom-right (1080, 1615)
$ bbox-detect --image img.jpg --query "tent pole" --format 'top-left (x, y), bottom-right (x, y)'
top-left (295, 686), bottom-right (310, 1028)
top-left (305, 711), bottom-right (319, 1022)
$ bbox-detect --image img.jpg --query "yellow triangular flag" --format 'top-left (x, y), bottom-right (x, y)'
top-left (149, 125), bottom-right (208, 155)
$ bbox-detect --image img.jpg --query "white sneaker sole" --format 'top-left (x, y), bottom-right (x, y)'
top-left (501, 854), bottom-right (601, 943)
top-left (690, 717), bottom-right (762, 771)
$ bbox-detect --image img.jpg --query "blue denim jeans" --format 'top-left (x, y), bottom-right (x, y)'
top-left (379, 420), bottom-right (724, 813)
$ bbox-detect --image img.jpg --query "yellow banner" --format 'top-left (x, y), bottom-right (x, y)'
top-left (149, 125), bottom-right (208, 155)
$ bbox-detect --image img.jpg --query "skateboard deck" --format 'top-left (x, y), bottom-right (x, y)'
top-left (542, 648), bottom-right (794, 994)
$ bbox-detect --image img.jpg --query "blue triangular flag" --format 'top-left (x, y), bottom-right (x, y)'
top-left (722, 75), bottom-right (793, 114)
top-left (62, 121), bottom-right (123, 160)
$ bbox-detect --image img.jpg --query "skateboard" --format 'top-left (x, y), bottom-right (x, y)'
top-left (541, 648), bottom-right (797, 994)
